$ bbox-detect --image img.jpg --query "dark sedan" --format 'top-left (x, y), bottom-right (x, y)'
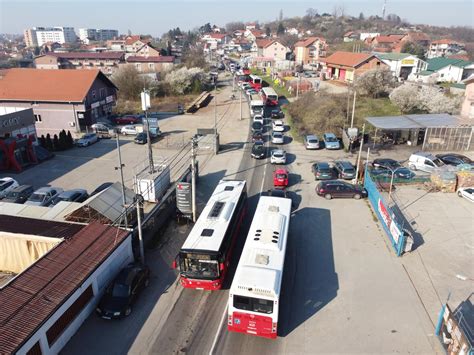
top-left (252, 131), bottom-right (264, 142)
top-left (252, 121), bottom-right (263, 132)
top-left (90, 182), bottom-right (113, 197)
top-left (251, 141), bottom-right (266, 159)
top-left (436, 153), bottom-right (473, 166)
top-left (311, 162), bottom-right (333, 180)
top-left (316, 180), bottom-right (368, 200)
top-left (271, 109), bottom-right (284, 119)
top-left (134, 132), bottom-right (147, 144)
top-left (51, 189), bottom-right (89, 205)
top-left (96, 263), bottom-right (150, 319)
top-left (372, 158), bottom-right (414, 179)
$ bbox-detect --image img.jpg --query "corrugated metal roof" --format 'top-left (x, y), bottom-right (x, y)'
top-left (427, 57), bottom-right (473, 71)
top-left (0, 222), bottom-right (130, 353)
top-left (365, 114), bottom-right (468, 129)
top-left (375, 52), bottom-right (411, 61)
top-left (0, 214), bottom-right (84, 239)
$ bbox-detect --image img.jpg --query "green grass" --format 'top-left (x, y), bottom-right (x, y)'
top-left (251, 68), bottom-right (293, 98)
top-left (353, 97), bottom-right (401, 130)
top-left (281, 107), bottom-right (302, 143)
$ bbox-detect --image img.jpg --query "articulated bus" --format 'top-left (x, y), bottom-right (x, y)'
top-left (228, 196), bottom-right (292, 339)
top-left (249, 74), bottom-right (263, 90)
top-left (173, 180), bottom-right (247, 290)
top-left (260, 87), bottom-right (279, 106)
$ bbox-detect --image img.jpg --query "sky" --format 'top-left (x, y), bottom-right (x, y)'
top-left (0, 0), bottom-right (472, 36)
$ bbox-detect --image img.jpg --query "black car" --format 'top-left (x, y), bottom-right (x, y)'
top-left (2, 185), bottom-right (34, 204)
top-left (316, 180), bottom-right (368, 200)
top-left (134, 132), bottom-right (147, 144)
top-left (90, 182), bottom-right (113, 197)
top-left (266, 188), bottom-right (289, 199)
top-left (436, 153), bottom-right (473, 166)
top-left (252, 131), bottom-right (264, 142)
top-left (334, 160), bottom-right (356, 180)
top-left (271, 109), bottom-right (284, 119)
top-left (251, 141), bottom-right (266, 159)
top-left (311, 162), bottom-right (333, 180)
top-left (252, 121), bottom-right (263, 132)
top-left (96, 263), bottom-right (150, 319)
top-left (372, 158), bottom-right (414, 179)
top-left (51, 189), bottom-right (89, 205)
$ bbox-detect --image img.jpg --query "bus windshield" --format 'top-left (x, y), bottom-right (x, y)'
top-left (180, 254), bottom-right (219, 279)
top-left (233, 295), bottom-right (273, 314)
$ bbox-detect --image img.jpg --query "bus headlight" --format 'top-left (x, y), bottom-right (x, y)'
top-left (228, 315), bottom-right (233, 325)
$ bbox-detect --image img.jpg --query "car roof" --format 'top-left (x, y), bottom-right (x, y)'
top-left (0, 177), bottom-right (15, 184)
top-left (58, 189), bottom-right (87, 197)
top-left (336, 161), bottom-right (354, 168)
top-left (306, 134), bottom-right (318, 139)
top-left (34, 186), bottom-right (59, 193)
top-left (437, 153), bottom-right (467, 159)
top-left (315, 162), bottom-right (330, 168)
top-left (324, 133), bottom-right (336, 137)
top-left (374, 158), bottom-right (397, 163)
top-left (273, 131), bottom-right (283, 135)
top-left (275, 168), bottom-right (288, 174)
top-left (9, 184), bottom-right (33, 192)
top-left (410, 151), bottom-right (436, 159)
top-left (272, 149), bottom-right (285, 154)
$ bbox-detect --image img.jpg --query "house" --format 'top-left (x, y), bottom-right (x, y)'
top-left (401, 32), bottom-right (430, 47)
top-left (245, 23), bottom-right (257, 30)
top-left (322, 51), bottom-right (388, 82)
top-left (366, 34), bottom-right (405, 52)
top-left (133, 42), bottom-right (161, 57)
top-left (244, 29), bottom-right (265, 42)
top-left (34, 52), bottom-right (125, 75)
top-left (233, 30), bottom-right (244, 37)
top-left (375, 52), bottom-right (427, 80)
top-left (201, 33), bottom-right (229, 50)
top-left (343, 31), bottom-right (359, 42)
top-left (0, 68), bottom-right (118, 137)
top-left (422, 57), bottom-right (474, 83)
top-left (428, 39), bottom-right (466, 59)
top-left (124, 56), bottom-right (175, 74)
top-left (106, 39), bottom-right (126, 51)
top-left (228, 38), bottom-right (252, 52)
top-left (254, 39), bottom-right (289, 61)
top-left (359, 32), bottom-right (380, 41)
top-left (294, 37), bottom-right (327, 65)
top-left (461, 75), bottom-right (474, 119)
top-left (124, 36), bottom-right (149, 53)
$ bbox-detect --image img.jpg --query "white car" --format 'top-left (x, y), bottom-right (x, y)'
top-left (253, 114), bottom-right (264, 125)
top-left (25, 186), bottom-right (64, 207)
top-left (272, 120), bottom-right (285, 132)
top-left (272, 131), bottom-right (284, 144)
top-left (457, 187), bottom-right (474, 202)
top-left (121, 124), bottom-right (142, 135)
top-left (0, 177), bottom-right (19, 199)
top-left (271, 149), bottom-right (286, 164)
top-left (76, 133), bottom-right (99, 147)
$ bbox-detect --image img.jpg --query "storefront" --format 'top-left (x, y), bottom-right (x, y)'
top-left (0, 109), bottom-right (38, 172)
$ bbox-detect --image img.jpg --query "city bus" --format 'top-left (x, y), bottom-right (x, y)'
top-left (260, 87), bottom-right (279, 106)
top-left (249, 74), bottom-right (263, 90)
top-left (173, 180), bottom-right (247, 290)
top-left (228, 195), bottom-right (292, 339)
top-left (248, 95), bottom-right (264, 116)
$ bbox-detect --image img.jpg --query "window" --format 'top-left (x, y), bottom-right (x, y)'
top-left (100, 88), bottom-right (106, 99)
top-left (91, 90), bottom-right (96, 100)
top-left (149, 63), bottom-right (154, 69)
top-left (34, 114), bottom-right (42, 122)
top-left (201, 228), bottom-right (214, 237)
top-left (233, 295), bottom-right (273, 314)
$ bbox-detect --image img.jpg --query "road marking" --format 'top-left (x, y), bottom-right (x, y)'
top-left (209, 304), bottom-right (228, 355)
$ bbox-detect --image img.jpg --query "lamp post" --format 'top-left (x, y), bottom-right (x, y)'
top-left (382, 166), bottom-right (406, 203)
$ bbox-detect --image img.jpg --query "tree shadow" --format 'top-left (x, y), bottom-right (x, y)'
top-left (287, 173), bottom-right (302, 188)
top-left (219, 142), bottom-right (246, 153)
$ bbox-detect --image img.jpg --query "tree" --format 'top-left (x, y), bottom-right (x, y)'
top-left (181, 46), bottom-right (208, 70)
top-left (198, 23), bottom-right (212, 34)
top-left (39, 135), bottom-right (46, 148)
top-left (279, 9), bottom-right (283, 22)
top-left (45, 133), bottom-right (53, 151)
top-left (58, 130), bottom-right (67, 150)
top-left (225, 22), bottom-right (245, 33)
top-left (359, 12), bottom-right (365, 20)
top-left (33, 46), bottom-right (40, 56)
top-left (418, 86), bottom-right (462, 114)
top-left (265, 26), bottom-right (271, 37)
top-left (111, 65), bottom-right (150, 100)
top-left (164, 67), bottom-right (204, 95)
top-left (354, 68), bottom-right (397, 98)
top-left (389, 84), bottom-right (421, 113)
top-left (66, 131), bottom-right (74, 148)
top-left (401, 41), bottom-right (426, 59)
top-left (277, 23), bottom-right (285, 36)
top-left (52, 134), bottom-right (59, 151)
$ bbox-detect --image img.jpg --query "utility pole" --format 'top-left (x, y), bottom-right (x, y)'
top-left (296, 74), bottom-right (301, 98)
top-left (239, 87), bottom-right (242, 121)
top-left (191, 137), bottom-right (197, 222)
top-left (350, 89), bottom-right (357, 128)
top-left (141, 89), bottom-right (154, 174)
top-left (136, 194), bottom-right (145, 263)
top-left (214, 82), bottom-right (218, 154)
top-left (354, 124), bottom-right (366, 184)
top-left (115, 134), bottom-right (128, 227)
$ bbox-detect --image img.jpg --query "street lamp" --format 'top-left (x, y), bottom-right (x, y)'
top-left (374, 165), bottom-right (406, 202)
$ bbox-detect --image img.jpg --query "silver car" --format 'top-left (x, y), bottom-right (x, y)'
top-left (25, 187), bottom-right (64, 206)
top-left (271, 132), bottom-right (284, 144)
top-left (76, 133), bottom-right (99, 147)
top-left (304, 135), bottom-right (320, 150)
top-left (271, 149), bottom-right (286, 164)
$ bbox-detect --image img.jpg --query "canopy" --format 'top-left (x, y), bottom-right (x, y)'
top-left (365, 114), bottom-right (466, 130)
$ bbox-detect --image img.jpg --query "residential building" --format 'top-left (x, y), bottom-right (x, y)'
top-left (106, 39), bottom-right (126, 51)
top-left (461, 75), bottom-right (474, 119)
top-left (359, 32), bottom-right (380, 41)
top-left (376, 52), bottom-right (427, 80)
top-left (125, 56), bottom-right (175, 74)
top-left (245, 23), bottom-right (257, 30)
top-left (343, 31), bottom-right (359, 42)
top-left (428, 39), bottom-right (466, 59)
top-left (294, 37), bottom-right (327, 65)
top-left (254, 39), bottom-right (289, 61)
top-left (0, 68), bottom-right (118, 137)
top-left (78, 28), bottom-right (119, 43)
top-left (421, 57), bottom-right (474, 83)
top-left (124, 36), bottom-right (149, 53)
top-left (34, 52), bottom-right (125, 75)
top-left (322, 51), bottom-right (388, 82)
top-left (401, 32), bottom-right (430, 47)
top-left (24, 27), bottom-right (77, 47)
top-left (133, 43), bottom-right (161, 57)
top-left (366, 34), bottom-right (404, 52)
top-left (244, 29), bottom-right (265, 42)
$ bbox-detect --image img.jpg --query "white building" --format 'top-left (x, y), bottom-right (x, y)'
top-left (78, 28), bottom-right (119, 43)
top-left (427, 39), bottom-right (466, 59)
top-left (24, 27), bottom-right (77, 47)
top-left (359, 32), bottom-right (380, 41)
top-left (376, 52), bottom-right (427, 81)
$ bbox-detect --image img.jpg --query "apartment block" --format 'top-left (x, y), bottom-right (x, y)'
top-left (23, 27), bottom-right (77, 47)
top-left (78, 28), bottom-right (119, 42)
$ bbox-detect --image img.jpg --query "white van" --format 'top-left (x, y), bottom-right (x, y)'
top-left (408, 152), bottom-right (445, 173)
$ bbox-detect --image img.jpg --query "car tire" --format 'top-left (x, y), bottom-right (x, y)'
top-left (409, 164), bottom-right (417, 171)
top-left (457, 191), bottom-right (463, 197)
top-left (354, 193), bottom-right (361, 200)
top-left (125, 306), bottom-right (132, 316)
top-left (324, 193), bottom-right (332, 200)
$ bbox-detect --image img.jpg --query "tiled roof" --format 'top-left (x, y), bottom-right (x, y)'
top-left (0, 68), bottom-right (116, 103)
top-left (427, 57), bottom-right (474, 71)
top-left (125, 35), bottom-right (142, 45)
top-left (406, 32), bottom-right (430, 41)
top-left (431, 39), bottom-right (463, 45)
top-left (255, 39), bottom-right (275, 48)
top-left (47, 51), bottom-right (125, 60)
top-left (373, 35), bottom-right (403, 44)
top-left (323, 51), bottom-right (375, 67)
top-left (0, 222), bottom-right (130, 354)
top-left (126, 55), bottom-right (174, 63)
top-left (294, 37), bottom-right (325, 47)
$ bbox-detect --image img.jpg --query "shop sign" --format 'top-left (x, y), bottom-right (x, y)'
top-left (106, 95), bottom-right (115, 103)
top-left (401, 59), bottom-right (415, 65)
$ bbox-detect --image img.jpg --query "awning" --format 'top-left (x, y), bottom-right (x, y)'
top-left (365, 114), bottom-right (471, 130)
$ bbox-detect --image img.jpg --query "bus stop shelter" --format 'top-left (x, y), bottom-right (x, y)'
top-left (365, 113), bottom-right (474, 151)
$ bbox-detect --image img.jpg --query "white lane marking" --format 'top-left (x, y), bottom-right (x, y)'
top-left (209, 304), bottom-right (228, 355)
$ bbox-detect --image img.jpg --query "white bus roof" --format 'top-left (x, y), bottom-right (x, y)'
top-left (261, 87), bottom-right (278, 96)
top-left (249, 74), bottom-right (261, 80)
top-left (230, 196), bottom-right (291, 299)
top-left (181, 180), bottom-right (246, 253)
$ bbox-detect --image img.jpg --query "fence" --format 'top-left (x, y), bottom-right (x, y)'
top-left (423, 126), bottom-right (473, 151)
top-left (364, 164), bottom-right (406, 256)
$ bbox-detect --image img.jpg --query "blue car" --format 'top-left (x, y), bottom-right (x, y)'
top-left (323, 133), bottom-right (341, 150)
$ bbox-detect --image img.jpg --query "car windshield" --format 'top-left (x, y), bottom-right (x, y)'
top-left (111, 283), bottom-right (130, 298)
top-left (180, 257), bottom-right (219, 279)
top-left (319, 167), bottom-right (331, 173)
top-left (29, 193), bottom-right (45, 202)
top-left (325, 136), bottom-right (337, 142)
top-left (276, 173), bottom-right (287, 179)
top-left (233, 295), bottom-right (273, 314)
top-left (345, 168), bottom-right (356, 173)
top-left (252, 122), bottom-right (262, 129)
top-left (51, 196), bottom-right (67, 204)
top-left (308, 139), bottom-right (318, 143)
top-left (433, 158), bottom-right (445, 167)
top-left (273, 152), bottom-right (284, 157)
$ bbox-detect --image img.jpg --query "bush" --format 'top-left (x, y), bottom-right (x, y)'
top-left (39, 135), bottom-right (46, 148)
top-left (66, 131), bottom-right (74, 148)
top-left (52, 134), bottom-right (59, 151)
top-left (354, 68), bottom-right (397, 98)
top-left (45, 134), bottom-right (53, 151)
top-left (164, 67), bottom-right (204, 95)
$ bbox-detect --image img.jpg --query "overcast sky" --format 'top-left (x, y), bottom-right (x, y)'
top-left (0, 0), bottom-right (472, 36)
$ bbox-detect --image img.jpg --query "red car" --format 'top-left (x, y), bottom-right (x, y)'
top-left (273, 168), bottom-right (289, 188)
top-left (114, 115), bottom-right (140, 125)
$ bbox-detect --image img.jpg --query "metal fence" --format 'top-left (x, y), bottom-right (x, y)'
top-left (364, 164), bottom-right (406, 256)
top-left (423, 126), bottom-right (473, 151)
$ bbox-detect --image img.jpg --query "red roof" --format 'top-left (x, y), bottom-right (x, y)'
top-left (255, 39), bottom-right (275, 48)
top-left (125, 35), bottom-right (142, 45)
top-left (294, 37), bottom-right (325, 48)
top-left (249, 29), bottom-right (264, 37)
top-left (373, 35), bottom-right (403, 44)
top-left (0, 215), bottom-right (84, 238)
top-left (47, 51), bottom-right (125, 60)
top-left (323, 51), bottom-right (375, 67)
top-left (0, 68), bottom-right (117, 103)
top-left (205, 33), bottom-right (227, 39)
top-left (0, 222), bottom-right (130, 354)
top-left (126, 56), bottom-right (174, 63)
top-left (432, 39), bottom-right (463, 45)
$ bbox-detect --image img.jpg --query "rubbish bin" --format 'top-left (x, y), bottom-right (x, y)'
top-left (403, 229), bottom-right (414, 253)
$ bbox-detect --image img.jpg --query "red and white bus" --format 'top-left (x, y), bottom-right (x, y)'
top-left (260, 87), bottom-right (279, 106)
top-left (249, 74), bottom-right (262, 90)
top-left (174, 180), bottom-right (247, 290)
top-left (228, 195), bottom-right (292, 339)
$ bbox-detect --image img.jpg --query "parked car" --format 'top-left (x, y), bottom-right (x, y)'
top-left (76, 133), bottom-right (99, 147)
top-left (51, 189), bottom-right (89, 205)
top-left (271, 149), bottom-right (286, 164)
top-left (0, 177), bottom-right (19, 199)
top-left (273, 168), bottom-right (289, 188)
top-left (251, 121), bottom-right (263, 133)
top-left (134, 132), bottom-right (147, 144)
top-left (272, 120), bottom-right (285, 132)
top-left (253, 114), bottom-right (264, 125)
top-left (304, 134), bottom-right (320, 150)
top-left (372, 158), bottom-right (415, 179)
top-left (241, 82), bottom-right (251, 90)
top-left (457, 187), bottom-right (474, 202)
top-left (251, 141), bottom-right (266, 159)
top-left (25, 187), bottom-right (64, 206)
top-left (271, 109), bottom-right (284, 119)
top-left (90, 182), bottom-right (113, 197)
top-left (436, 153), bottom-right (473, 166)
top-left (115, 115), bottom-right (141, 125)
top-left (121, 125), bottom-right (143, 135)
top-left (266, 188), bottom-right (289, 199)
top-left (2, 185), bottom-right (34, 204)
top-left (246, 88), bottom-right (258, 96)
top-left (371, 169), bottom-right (416, 180)
top-left (252, 131), bottom-right (264, 143)
top-left (311, 162), bottom-right (333, 180)
top-left (91, 122), bottom-right (116, 139)
top-left (96, 263), bottom-right (150, 319)
top-left (323, 133), bottom-right (341, 150)
top-left (271, 131), bottom-right (284, 144)
top-left (408, 152), bottom-right (445, 173)
top-left (316, 180), bottom-right (368, 200)
top-left (334, 160), bottom-right (356, 180)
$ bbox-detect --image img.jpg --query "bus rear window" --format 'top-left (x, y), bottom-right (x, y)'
top-left (233, 295), bottom-right (273, 314)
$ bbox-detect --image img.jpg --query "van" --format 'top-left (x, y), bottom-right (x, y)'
top-left (408, 152), bottom-right (445, 173)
